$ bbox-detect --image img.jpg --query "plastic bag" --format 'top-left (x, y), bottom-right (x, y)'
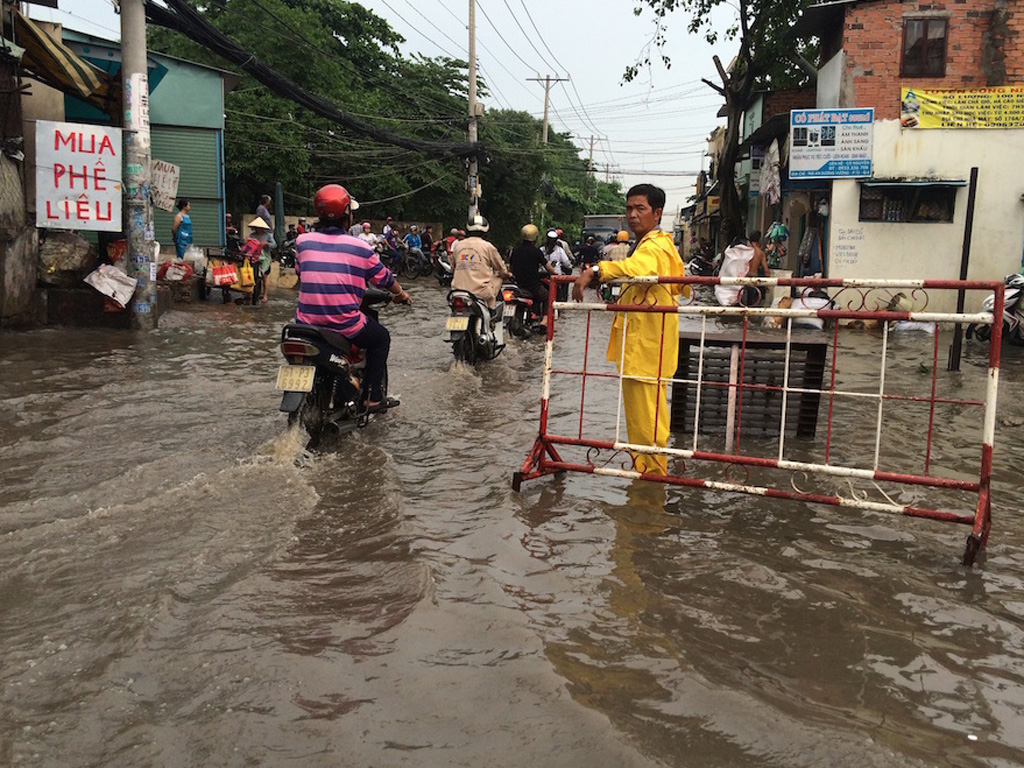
top-left (83, 264), bottom-right (138, 307)
top-left (239, 262), bottom-right (255, 287)
top-left (184, 245), bottom-right (205, 272)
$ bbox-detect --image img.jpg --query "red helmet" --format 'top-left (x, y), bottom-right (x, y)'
top-left (314, 184), bottom-right (352, 220)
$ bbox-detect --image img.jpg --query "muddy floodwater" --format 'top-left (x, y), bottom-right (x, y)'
top-left (3, 281), bottom-right (1024, 767)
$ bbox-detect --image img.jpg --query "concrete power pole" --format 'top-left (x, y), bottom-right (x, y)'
top-left (527, 74), bottom-right (568, 144)
top-left (467, 0), bottom-right (479, 223)
top-left (121, 0), bottom-right (156, 329)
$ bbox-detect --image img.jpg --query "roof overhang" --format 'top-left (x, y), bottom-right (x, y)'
top-left (860, 178), bottom-right (968, 187)
top-left (740, 112), bottom-right (791, 151)
top-left (14, 12), bottom-right (118, 116)
top-left (791, 0), bottom-right (861, 40)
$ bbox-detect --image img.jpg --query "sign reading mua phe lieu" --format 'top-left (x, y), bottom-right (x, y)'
top-left (36, 120), bottom-right (123, 232)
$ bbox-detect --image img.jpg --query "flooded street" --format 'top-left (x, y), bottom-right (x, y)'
top-left (3, 281), bottom-right (1024, 767)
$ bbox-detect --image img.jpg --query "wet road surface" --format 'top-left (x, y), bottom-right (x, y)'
top-left (3, 281), bottom-right (1024, 767)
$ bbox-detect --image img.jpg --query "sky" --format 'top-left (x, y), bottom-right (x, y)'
top-left (36, 0), bottom-right (737, 224)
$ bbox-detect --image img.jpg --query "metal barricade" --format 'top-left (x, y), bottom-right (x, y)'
top-left (513, 275), bottom-right (1004, 566)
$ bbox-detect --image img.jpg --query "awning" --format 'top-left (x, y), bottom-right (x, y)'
top-left (860, 178), bottom-right (968, 187)
top-left (14, 11), bottom-right (116, 114)
top-left (740, 112), bottom-right (790, 152)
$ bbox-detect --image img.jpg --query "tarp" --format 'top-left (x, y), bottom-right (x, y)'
top-left (14, 12), bottom-right (116, 114)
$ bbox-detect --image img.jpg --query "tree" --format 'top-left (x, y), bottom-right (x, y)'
top-left (628, 0), bottom-right (813, 244)
top-left (147, 0), bottom-right (614, 243)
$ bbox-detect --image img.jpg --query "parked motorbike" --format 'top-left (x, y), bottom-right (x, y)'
top-left (434, 248), bottom-right (453, 287)
top-left (967, 273), bottom-right (1024, 344)
top-left (277, 235), bottom-right (297, 269)
top-left (277, 287), bottom-right (396, 447)
top-left (443, 289), bottom-right (505, 363)
top-left (686, 251), bottom-right (719, 277)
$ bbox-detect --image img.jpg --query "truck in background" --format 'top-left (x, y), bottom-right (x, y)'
top-left (581, 214), bottom-right (627, 247)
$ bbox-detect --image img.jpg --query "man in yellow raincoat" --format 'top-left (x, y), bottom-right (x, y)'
top-left (572, 184), bottom-right (686, 475)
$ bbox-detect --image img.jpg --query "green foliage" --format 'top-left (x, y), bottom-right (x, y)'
top-left (149, 0), bottom-right (612, 246)
top-left (627, 0), bottom-right (813, 242)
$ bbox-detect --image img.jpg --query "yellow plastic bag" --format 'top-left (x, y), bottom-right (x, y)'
top-left (239, 262), bottom-right (255, 287)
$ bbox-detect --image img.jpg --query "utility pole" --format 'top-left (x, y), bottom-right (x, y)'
top-left (467, 0), bottom-right (479, 223)
top-left (527, 74), bottom-right (568, 144)
top-left (587, 135), bottom-right (595, 206)
top-left (121, 0), bottom-right (156, 329)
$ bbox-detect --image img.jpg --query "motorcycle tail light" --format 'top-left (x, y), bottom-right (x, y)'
top-left (502, 290), bottom-right (515, 302)
top-left (452, 297), bottom-right (469, 312)
top-left (348, 346), bottom-right (365, 363)
top-left (281, 340), bottom-right (318, 357)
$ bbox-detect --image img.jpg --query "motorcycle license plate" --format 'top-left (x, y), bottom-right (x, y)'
top-left (504, 303), bottom-right (515, 319)
top-left (446, 316), bottom-right (470, 332)
top-left (276, 364), bottom-right (315, 392)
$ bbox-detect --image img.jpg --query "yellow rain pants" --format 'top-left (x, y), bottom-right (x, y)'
top-left (598, 229), bottom-right (685, 476)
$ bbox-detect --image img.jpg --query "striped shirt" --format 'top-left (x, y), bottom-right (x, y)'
top-left (295, 227), bottom-right (395, 337)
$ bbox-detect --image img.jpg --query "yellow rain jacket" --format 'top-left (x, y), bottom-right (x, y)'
top-left (597, 229), bottom-right (685, 474)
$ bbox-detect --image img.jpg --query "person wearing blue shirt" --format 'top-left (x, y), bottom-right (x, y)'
top-left (402, 225), bottom-right (428, 272)
top-left (171, 198), bottom-right (193, 259)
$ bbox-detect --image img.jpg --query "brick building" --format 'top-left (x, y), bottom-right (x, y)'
top-left (784, 0), bottom-right (1024, 309)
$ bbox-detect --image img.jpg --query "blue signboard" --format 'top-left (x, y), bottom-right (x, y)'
top-left (789, 108), bottom-right (874, 179)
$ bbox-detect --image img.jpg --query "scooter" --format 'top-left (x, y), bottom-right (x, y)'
top-left (967, 273), bottom-right (1024, 344)
top-left (686, 250), bottom-right (719, 277)
top-left (276, 287), bottom-right (396, 447)
top-left (444, 289), bottom-right (505, 363)
top-left (433, 247), bottom-right (453, 287)
top-left (500, 283), bottom-right (540, 339)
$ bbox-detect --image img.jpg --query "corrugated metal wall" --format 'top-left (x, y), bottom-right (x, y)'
top-left (152, 125), bottom-right (224, 249)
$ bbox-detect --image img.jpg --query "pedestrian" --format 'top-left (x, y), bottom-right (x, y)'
top-left (747, 230), bottom-right (770, 278)
top-left (241, 217), bottom-right (270, 305)
top-left (171, 198), bottom-right (192, 260)
top-left (572, 184), bottom-right (685, 475)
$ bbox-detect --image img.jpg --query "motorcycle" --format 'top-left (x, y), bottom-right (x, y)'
top-left (276, 287), bottom-right (396, 447)
top-left (500, 283), bottom-right (542, 339)
top-left (686, 250), bottom-right (719, 277)
top-left (967, 273), bottom-right (1024, 344)
top-left (277, 235), bottom-right (297, 269)
top-left (434, 248), bottom-right (453, 287)
top-left (443, 289), bottom-right (505, 363)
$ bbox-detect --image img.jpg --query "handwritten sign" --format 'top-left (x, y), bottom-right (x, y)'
top-left (832, 226), bottom-right (864, 269)
top-left (151, 159), bottom-right (180, 212)
top-left (36, 120), bottom-right (122, 232)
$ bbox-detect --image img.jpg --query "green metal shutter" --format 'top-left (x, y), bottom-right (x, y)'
top-left (152, 125), bottom-right (225, 249)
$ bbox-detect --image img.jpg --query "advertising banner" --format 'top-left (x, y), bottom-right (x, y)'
top-left (35, 120), bottom-right (122, 232)
top-left (900, 86), bottom-right (1024, 129)
top-left (789, 108), bottom-right (873, 179)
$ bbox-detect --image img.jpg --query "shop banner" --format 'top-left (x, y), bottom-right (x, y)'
top-left (901, 86), bottom-right (1024, 129)
top-left (789, 108), bottom-right (873, 179)
top-left (36, 120), bottom-right (122, 232)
